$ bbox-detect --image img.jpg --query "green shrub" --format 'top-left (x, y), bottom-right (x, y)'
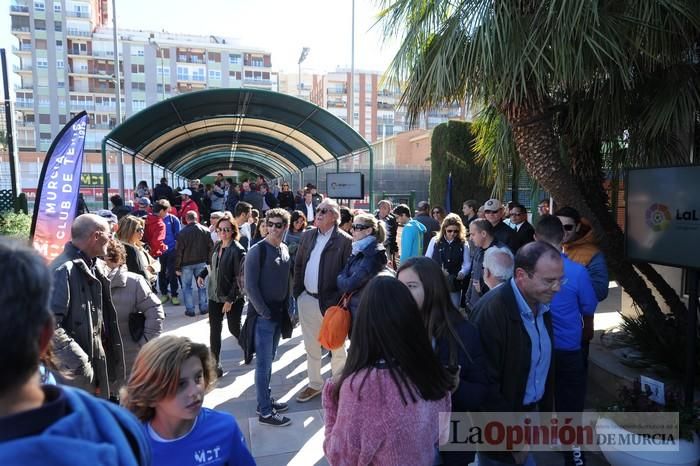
top-left (430, 121), bottom-right (492, 213)
top-left (0, 211), bottom-right (32, 239)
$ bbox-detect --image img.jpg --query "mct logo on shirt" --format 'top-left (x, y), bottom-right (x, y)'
top-left (194, 446), bottom-right (222, 464)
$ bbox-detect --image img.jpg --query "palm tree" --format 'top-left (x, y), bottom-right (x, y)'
top-left (379, 0), bottom-right (700, 323)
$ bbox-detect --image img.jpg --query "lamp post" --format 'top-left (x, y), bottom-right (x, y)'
top-left (111, 0), bottom-right (126, 199)
top-left (297, 47), bottom-right (310, 99)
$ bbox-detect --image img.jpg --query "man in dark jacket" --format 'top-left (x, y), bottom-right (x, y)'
top-left (509, 203), bottom-right (535, 252)
top-left (259, 183), bottom-right (278, 214)
top-left (0, 241), bottom-right (150, 466)
top-left (153, 177), bottom-right (174, 203)
top-left (414, 201), bottom-right (440, 253)
top-left (50, 214), bottom-right (124, 399)
top-left (293, 198), bottom-right (352, 403)
top-left (472, 241), bottom-right (562, 465)
top-left (483, 198), bottom-right (518, 252)
top-left (376, 199), bottom-right (399, 268)
top-left (175, 211), bottom-right (213, 316)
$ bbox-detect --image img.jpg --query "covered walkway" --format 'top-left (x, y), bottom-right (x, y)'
top-left (101, 88), bottom-right (373, 206)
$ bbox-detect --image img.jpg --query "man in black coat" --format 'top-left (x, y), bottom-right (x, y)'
top-left (508, 203), bottom-right (535, 252)
top-left (376, 199), bottom-right (399, 268)
top-left (483, 198), bottom-right (518, 253)
top-left (472, 241), bottom-right (563, 465)
top-left (153, 177), bottom-right (174, 203)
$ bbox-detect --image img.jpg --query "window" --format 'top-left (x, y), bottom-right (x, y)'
top-left (53, 2), bottom-right (61, 12)
top-left (208, 69), bottom-right (221, 80)
top-left (34, 2), bottom-right (45, 11)
top-left (130, 64), bottom-right (144, 73)
top-left (176, 67), bottom-right (189, 80)
top-left (156, 66), bottom-right (170, 76)
top-left (34, 19), bottom-right (46, 30)
top-left (39, 114), bottom-right (51, 124)
top-left (132, 100), bottom-right (146, 111)
top-left (55, 40), bottom-right (63, 50)
top-left (54, 21), bottom-right (61, 31)
top-left (192, 68), bottom-right (205, 81)
top-left (130, 46), bottom-right (144, 57)
top-left (228, 54), bottom-right (241, 65)
top-left (56, 59), bottom-right (64, 69)
top-left (131, 82), bottom-right (145, 91)
top-left (229, 71), bottom-right (241, 80)
top-left (36, 58), bottom-right (48, 68)
top-left (35, 39), bottom-right (47, 49)
top-left (57, 81), bottom-right (65, 88)
top-left (208, 52), bottom-right (220, 62)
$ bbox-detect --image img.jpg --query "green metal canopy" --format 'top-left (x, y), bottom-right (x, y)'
top-left (102, 88), bottom-right (371, 182)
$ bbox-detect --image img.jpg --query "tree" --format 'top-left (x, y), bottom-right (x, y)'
top-left (380, 0), bottom-right (700, 328)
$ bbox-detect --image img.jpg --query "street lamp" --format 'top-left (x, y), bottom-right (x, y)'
top-left (149, 35), bottom-right (166, 101)
top-left (298, 47), bottom-right (310, 98)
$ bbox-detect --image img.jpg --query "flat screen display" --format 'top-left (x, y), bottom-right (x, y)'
top-left (625, 166), bottom-right (700, 269)
top-left (326, 172), bottom-right (365, 199)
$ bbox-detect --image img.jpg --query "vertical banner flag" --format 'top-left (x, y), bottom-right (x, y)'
top-left (30, 111), bottom-right (89, 262)
top-left (445, 172), bottom-right (453, 213)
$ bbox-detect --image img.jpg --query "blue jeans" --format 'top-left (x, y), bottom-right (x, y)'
top-left (181, 263), bottom-right (208, 313)
top-left (255, 316), bottom-right (281, 416)
top-left (158, 248), bottom-right (178, 297)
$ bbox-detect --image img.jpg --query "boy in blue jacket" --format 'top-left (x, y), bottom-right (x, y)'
top-left (393, 203), bottom-right (428, 263)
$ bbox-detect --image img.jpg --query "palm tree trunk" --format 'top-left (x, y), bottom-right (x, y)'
top-left (505, 100), bottom-right (671, 325)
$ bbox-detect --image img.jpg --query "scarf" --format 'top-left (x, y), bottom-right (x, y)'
top-left (352, 235), bottom-right (377, 255)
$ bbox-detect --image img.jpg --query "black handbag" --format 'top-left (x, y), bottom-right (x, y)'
top-left (128, 312), bottom-right (146, 342)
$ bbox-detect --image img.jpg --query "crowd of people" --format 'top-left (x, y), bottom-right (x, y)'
top-left (1, 176), bottom-right (610, 466)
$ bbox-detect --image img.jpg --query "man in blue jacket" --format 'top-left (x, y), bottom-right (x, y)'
top-left (535, 215), bottom-right (597, 466)
top-left (0, 240), bottom-right (150, 466)
top-left (393, 203), bottom-right (427, 263)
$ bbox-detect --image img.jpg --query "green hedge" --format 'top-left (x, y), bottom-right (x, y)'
top-left (429, 121), bottom-right (492, 214)
top-left (0, 212), bottom-right (32, 239)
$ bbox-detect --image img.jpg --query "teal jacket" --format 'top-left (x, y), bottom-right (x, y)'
top-left (399, 218), bottom-right (427, 262)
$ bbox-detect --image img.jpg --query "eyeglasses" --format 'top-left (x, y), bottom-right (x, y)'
top-left (136, 227), bottom-right (144, 233)
top-left (316, 207), bottom-right (330, 215)
top-left (445, 228), bottom-right (459, 234)
top-left (216, 227), bottom-right (233, 233)
top-left (351, 224), bottom-right (371, 231)
top-left (527, 272), bottom-right (568, 289)
top-left (484, 210), bottom-right (499, 214)
top-left (267, 221), bottom-right (285, 229)
top-left (562, 224), bottom-right (575, 231)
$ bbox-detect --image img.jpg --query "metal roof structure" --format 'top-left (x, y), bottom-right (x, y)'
top-left (101, 88), bottom-right (371, 182)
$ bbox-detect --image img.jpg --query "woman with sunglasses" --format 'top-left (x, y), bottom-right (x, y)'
top-left (117, 214), bottom-right (159, 287)
top-left (397, 256), bottom-right (489, 466)
top-left (425, 213), bottom-right (471, 308)
top-left (196, 213), bottom-right (246, 377)
top-left (277, 181), bottom-right (296, 211)
top-left (336, 213), bottom-right (389, 321)
top-left (431, 206), bottom-right (446, 225)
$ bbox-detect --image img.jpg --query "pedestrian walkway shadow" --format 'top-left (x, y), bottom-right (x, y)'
top-left (163, 307), bottom-right (330, 465)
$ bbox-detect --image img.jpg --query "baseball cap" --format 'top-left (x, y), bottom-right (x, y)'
top-left (137, 197), bottom-right (151, 207)
top-left (483, 199), bottom-right (502, 212)
top-left (96, 209), bottom-right (118, 224)
top-left (181, 188), bottom-right (192, 196)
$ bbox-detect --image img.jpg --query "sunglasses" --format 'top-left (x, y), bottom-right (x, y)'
top-left (484, 210), bottom-right (499, 214)
top-left (267, 221), bottom-right (285, 229)
top-left (316, 207), bottom-right (330, 215)
top-left (351, 224), bottom-right (371, 231)
top-left (445, 228), bottom-right (459, 234)
top-left (216, 227), bottom-right (233, 233)
top-left (562, 224), bottom-right (575, 231)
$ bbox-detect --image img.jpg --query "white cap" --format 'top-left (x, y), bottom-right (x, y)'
top-left (181, 189), bottom-right (192, 196)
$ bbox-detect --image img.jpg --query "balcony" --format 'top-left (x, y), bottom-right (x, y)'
top-left (12, 64), bottom-right (32, 73)
top-left (243, 79), bottom-right (272, 86)
top-left (15, 100), bottom-right (34, 109)
top-left (328, 87), bottom-right (347, 95)
top-left (92, 50), bottom-right (115, 59)
top-left (11, 25), bottom-right (30, 33)
top-left (65, 10), bottom-right (90, 18)
top-left (66, 28), bottom-right (91, 37)
top-left (11, 44), bottom-right (32, 53)
top-left (10, 5), bottom-right (29, 13)
top-left (70, 102), bottom-right (95, 110)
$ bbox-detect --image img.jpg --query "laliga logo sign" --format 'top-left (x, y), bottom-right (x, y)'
top-left (645, 204), bottom-right (671, 232)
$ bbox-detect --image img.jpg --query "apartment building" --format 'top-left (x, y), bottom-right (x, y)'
top-left (10, 0), bottom-right (275, 153)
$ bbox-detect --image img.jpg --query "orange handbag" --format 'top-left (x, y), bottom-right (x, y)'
top-left (318, 293), bottom-right (352, 350)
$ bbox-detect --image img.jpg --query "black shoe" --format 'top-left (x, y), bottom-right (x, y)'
top-left (200, 309), bottom-right (208, 315)
top-left (256, 398), bottom-right (288, 415)
top-left (216, 365), bottom-right (224, 377)
top-left (185, 310), bottom-right (196, 317)
top-left (258, 412), bottom-right (291, 427)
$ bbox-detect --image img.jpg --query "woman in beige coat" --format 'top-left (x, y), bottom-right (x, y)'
top-left (104, 239), bottom-right (164, 394)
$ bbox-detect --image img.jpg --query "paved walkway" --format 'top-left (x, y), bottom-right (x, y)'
top-left (160, 286), bottom-right (623, 466)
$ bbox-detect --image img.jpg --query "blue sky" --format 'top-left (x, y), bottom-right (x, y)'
top-left (2, 0), bottom-right (400, 88)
